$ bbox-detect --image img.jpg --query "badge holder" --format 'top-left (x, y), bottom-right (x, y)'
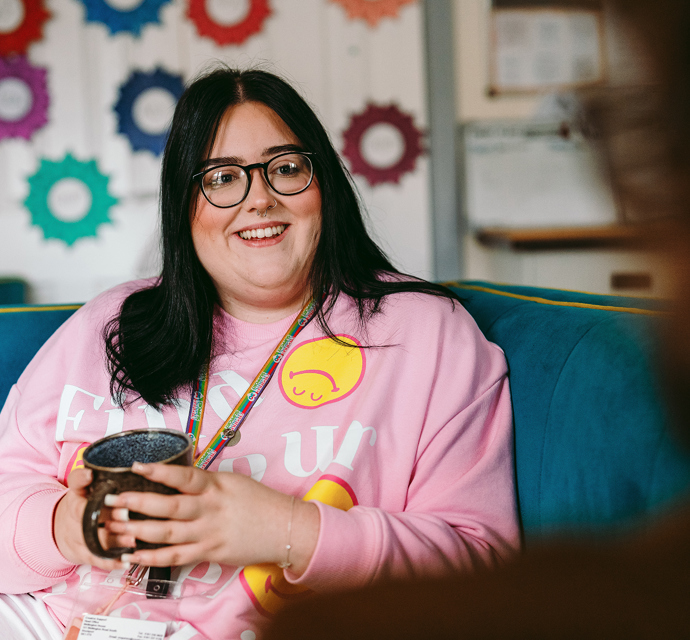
top-left (63, 565), bottom-right (182, 640)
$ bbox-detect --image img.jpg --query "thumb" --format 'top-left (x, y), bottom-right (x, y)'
top-left (66, 467), bottom-right (93, 490)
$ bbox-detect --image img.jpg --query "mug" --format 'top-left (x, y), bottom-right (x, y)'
top-left (81, 428), bottom-right (193, 559)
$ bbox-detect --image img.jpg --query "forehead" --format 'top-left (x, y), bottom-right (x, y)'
top-left (210, 101), bottom-right (300, 160)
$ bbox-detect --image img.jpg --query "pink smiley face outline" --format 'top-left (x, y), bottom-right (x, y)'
top-left (278, 334), bottom-right (366, 409)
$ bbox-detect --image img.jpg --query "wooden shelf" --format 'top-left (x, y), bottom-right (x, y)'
top-left (475, 225), bottom-right (648, 251)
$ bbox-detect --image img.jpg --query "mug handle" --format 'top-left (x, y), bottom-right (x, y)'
top-left (82, 479), bottom-right (129, 559)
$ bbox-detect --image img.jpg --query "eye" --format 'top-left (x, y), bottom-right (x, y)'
top-left (272, 160), bottom-right (300, 177)
top-left (204, 166), bottom-right (244, 190)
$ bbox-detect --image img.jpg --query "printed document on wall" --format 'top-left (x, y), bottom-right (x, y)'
top-left (463, 120), bottom-right (618, 229)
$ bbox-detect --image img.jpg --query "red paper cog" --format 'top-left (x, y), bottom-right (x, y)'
top-left (330, 0), bottom-right (417, 27)
top-left (0, 0), bottom-right (51, 56)
top-left (342, 103), bottom-right (424, 186)
top-left (187, 0), bottom-right (271, 46)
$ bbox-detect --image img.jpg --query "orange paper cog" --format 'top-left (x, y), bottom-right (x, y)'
top-left (330, 0), bottom-right (417, 27)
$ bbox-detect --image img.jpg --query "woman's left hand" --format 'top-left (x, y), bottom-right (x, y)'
top-left (104, 462), bottom-right (319, 576)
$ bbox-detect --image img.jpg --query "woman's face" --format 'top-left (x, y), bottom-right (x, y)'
top-left (191, 101), bottom-right (322, 322)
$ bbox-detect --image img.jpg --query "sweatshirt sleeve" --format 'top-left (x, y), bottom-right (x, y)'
top-left (286, 298), bottom-right (520, 593)
top-left (0, 284), bottom-right (146, 595)
top-left (0, 386), bottom-right (75, 593)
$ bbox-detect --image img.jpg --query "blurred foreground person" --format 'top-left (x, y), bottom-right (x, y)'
top-left (265, 1), bottom-right (690, 638)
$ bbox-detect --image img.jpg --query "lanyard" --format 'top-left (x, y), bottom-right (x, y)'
top-left (186, 297), bottom-right (319, 470)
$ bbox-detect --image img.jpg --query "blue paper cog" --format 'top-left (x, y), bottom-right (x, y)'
top-left (78, 0), bottom-right (172, 36)
top-left (114, 68), bottom-right (184, 155)
top-left (25, 154), bottom-right (119, 246)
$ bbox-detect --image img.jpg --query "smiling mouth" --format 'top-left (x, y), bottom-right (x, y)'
top-left (237, 224), bottom-right (287, 240)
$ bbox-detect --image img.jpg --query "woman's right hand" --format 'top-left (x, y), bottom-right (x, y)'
top-left (53, 468), bottom-right (132, 571)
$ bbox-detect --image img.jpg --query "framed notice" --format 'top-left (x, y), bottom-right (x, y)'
top-left (490, 8), bottom-right (606, 94)
top-left (463, 119), bottom-right (618, 229)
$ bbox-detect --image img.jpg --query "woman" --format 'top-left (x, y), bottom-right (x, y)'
top-left (0, 68), bottom-right (519, 639)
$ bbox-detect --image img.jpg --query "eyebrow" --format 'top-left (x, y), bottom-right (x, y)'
top-left (201, 144), bottom-right (304, 170)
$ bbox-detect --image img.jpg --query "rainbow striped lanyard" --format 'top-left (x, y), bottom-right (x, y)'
top-left (186, 297), bottom-right (319, 471)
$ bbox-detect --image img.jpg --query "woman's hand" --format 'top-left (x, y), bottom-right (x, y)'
top-left (53, 468), bottom-right (132, 571)
top-left (104, 463), bottom-right (320, 576)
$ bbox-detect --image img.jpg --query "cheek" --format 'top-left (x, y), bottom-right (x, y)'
top-left (301, 192), bottom-right (322, 243)
top-left (192, 200), bottom-right (232, 240)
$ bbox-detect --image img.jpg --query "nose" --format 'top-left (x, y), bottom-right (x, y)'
top-left (243, 167), bottom-right (274, 213)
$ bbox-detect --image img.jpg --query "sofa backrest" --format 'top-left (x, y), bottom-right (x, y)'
top-left (447, 281), bottom-right (690, 544)
top-left (0, 279), bottom-right (27, 305)
top-left (3, 283), bottom-right (690, 545)
top-left (0, 303), bottom-right (81, 409)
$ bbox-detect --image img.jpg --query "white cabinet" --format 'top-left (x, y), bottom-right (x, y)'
top-left (464, 234), bottom-right (672, 297)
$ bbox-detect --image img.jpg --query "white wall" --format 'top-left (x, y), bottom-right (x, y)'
top-left (0, 0), bottom-right (433, 303)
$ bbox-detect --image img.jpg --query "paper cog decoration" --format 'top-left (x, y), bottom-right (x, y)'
top-left (0, 55), bottom-right (48, 140)
top-left (25, 154), bottom-right (118, 246)
top-left (114, 67), bottom-right (184, 155)
top-left (77, 0), bottom-right (172, 36)
top-left (330, 0), bottom-right (416, 27)
top-left (0, 0), bottom-right (51, 55)
top-left (187, 0), bottom-right (271, 46)
top-left (342, 103), bottom-right (424, 186)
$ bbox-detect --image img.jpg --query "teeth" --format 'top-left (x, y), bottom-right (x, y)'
top-left (238, 225), bottom-right (286, 240)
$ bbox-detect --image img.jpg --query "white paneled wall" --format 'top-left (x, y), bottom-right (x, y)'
top-left (0, 0), bottom-right (432, 303)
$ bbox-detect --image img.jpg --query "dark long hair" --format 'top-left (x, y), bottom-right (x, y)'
top-left (105, 66), bottom-right (458, 408)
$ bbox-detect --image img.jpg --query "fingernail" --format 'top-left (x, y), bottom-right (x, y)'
top-left (120, 560), bottom-right (131, 569)
top-left (121, 553), bottom-right (134, 564)
top-left (104, 494), bottom-right (118, 507)
top-left (132, 462), bottom-right (146, 472)
top-left (112, 508), bottom-right (129, 522)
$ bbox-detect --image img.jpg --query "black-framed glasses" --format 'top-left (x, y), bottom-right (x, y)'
top-left (192, 151), bottom-right (316, 209)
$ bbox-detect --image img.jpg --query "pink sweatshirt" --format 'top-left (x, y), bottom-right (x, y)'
top-left (0, 280), bottom-right (519, 639)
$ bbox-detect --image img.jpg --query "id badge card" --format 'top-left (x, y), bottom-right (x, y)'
top-left (63, 566), bottom-right (181, 640)
top-left (70, 613), bottom-right (166, 639)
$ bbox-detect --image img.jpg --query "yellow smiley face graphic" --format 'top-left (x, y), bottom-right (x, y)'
top-left (279, 335), bottom-right (365, 409)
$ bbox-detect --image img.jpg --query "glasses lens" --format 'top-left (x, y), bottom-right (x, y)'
top-left (267, 153), bottom-right (313, 195)
top-left (202, 166), bottom-right (247, 207)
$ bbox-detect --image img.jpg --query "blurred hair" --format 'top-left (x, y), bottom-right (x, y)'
top-left (589, 0), bottom-right (690, 438)
top-left (104, 66), bottom-right (457, 408)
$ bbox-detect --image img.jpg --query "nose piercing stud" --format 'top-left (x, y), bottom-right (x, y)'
top-left (257, 199), bottom-right (278, 217)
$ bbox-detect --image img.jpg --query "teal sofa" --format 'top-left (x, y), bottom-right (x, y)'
top-left (1, 282), bottom-right (689, 545)
top-left (0, 278), bottom-right (26, 305)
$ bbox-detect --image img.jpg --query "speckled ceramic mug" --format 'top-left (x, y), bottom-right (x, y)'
top-left (81, 429), bottom-right (193, 559)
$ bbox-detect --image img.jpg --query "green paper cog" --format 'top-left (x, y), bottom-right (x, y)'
top-left (25, 154), bottom-right (119, 246)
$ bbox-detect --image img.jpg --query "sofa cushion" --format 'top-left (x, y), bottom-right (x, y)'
top-left (0, 279), bottom-right (27, 305)
top-left (0, 304), bottom-right (80, 409)
top-left (447, 281), bottom-right (690, 544)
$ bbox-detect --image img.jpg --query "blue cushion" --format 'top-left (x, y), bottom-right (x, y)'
top-left (447, 281), bottom-right (690, 543)
top-left (0, 280), bottom-right (27, 304)
top-left (0, 304), bottom-right (80, 409)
